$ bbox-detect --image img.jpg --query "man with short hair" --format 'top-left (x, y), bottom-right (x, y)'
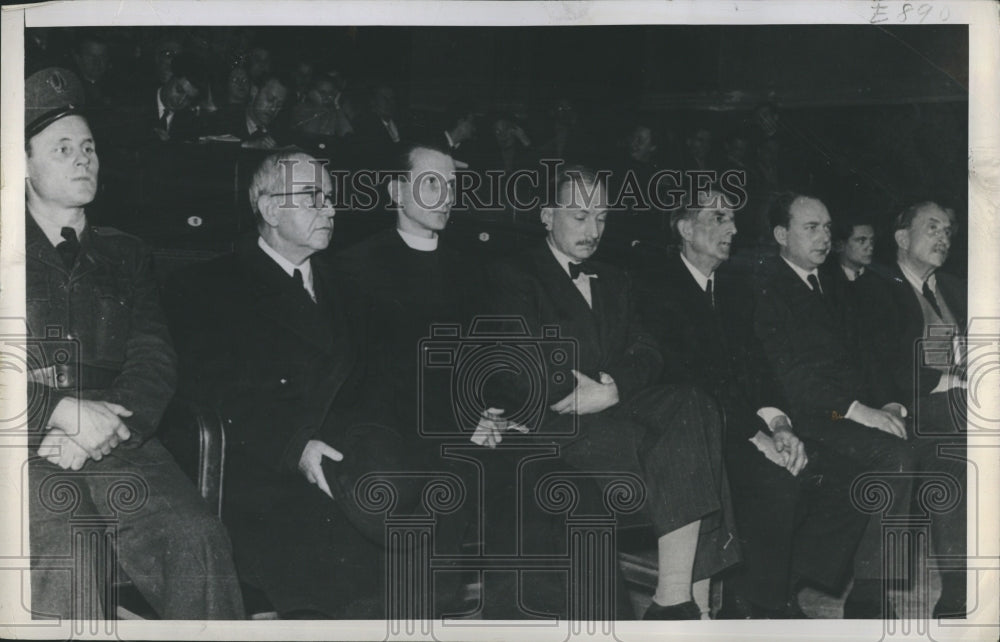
top-left (441, 99), bottom-right (478, 158)
top-left (637, 190), bottom-right (868, 618)
top-left (205, 74), bottom-right (289, 148)
top-left (486, 167), bottom-right (739, 620)
top-left (118, 51), bottom-right (206, 145)
top-left (166, 151), bottom-right (412, 618)
top-left (869, 201), bottom-right (968, 618)
top-left (831, 215), bottom-right (876, 283)
top-left (753, 192), bottom-right (919, 618)
top-left (335, 144), bottom-right (482, 437)
top-left (23, 67), bottom-right (244, 620)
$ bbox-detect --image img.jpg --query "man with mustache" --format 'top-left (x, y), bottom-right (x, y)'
top-left (753, 192), bottom-right (918, 618)
top-left (166, 151), bottom-right (413, 617)
top-left (485, 167), bottom-right (739, 619)
top-left (23, 67), bottom-right (244, 620)
top-left (866, 202), bottom-right (968, 618)
top-left (636, 189), bottom-right (868, 619)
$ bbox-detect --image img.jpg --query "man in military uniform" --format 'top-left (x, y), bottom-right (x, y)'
top-left (23, 67), bottom-right (244, 620)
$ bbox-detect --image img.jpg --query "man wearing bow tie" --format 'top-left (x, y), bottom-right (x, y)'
top-left (485, 166), bottom-right (739, 620)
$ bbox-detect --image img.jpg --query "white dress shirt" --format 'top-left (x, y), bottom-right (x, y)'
top-left (258, 236), bottom-right (315, 301)
top-left (781, 255), bottom-right (823, 291)
top-left (397, 228), bottom-right (438, 251)
top-left (156, 89), bottom-right (175, 130)
top-left (679, 252), bottom-right (789, 433)
top-left (547, 240), bottom-right (595, 308)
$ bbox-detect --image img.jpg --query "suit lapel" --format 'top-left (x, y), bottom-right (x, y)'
top-left (241, 243), bottom-right (336, 353)
top-left (532, 245), bottom-right (602, 353)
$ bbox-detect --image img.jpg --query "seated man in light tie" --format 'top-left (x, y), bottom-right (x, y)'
top-left (865, 201), bottom-right (968, 618)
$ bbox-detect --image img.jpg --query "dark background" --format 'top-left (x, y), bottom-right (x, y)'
top-left (28, 24), bottom-right (968, 274)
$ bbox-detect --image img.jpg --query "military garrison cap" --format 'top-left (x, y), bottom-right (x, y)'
top-left (25, 67), bottom-right (85, 139)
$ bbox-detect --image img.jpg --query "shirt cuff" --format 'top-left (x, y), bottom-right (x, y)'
top-left (756, 406), bottom-right (790, 432)
top-left (845, 400), bottom-right (862, 422)
top-left (931, 372), bottom-right (966, 394)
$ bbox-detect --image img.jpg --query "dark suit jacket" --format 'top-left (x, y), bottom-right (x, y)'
top-left (164, 236), bottom-right (383, 504)
top-left (485, 242), bottom-right (662, 425)
top-left (753, 256), bottom-right (892, 425)
top-left (25, 213), bottom-right (176, 445)
top-left (636, 252), bottom-right (785, 440)
top-left (116, 87), bottom-right (203, 146)
top-left (333, 228), bottom-right (486, 436)
top-left (869, 262), bottom-right (967, 400)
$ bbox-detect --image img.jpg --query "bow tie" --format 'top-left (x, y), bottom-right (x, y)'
top-left (568, 261), bottom-right (597, 280)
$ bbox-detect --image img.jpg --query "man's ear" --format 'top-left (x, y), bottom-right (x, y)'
top-left (894, 228), bottom-right (909, 253)
top-left (677, 217), bottom-right (694, 243)
top-left (773, 225), bottom-right (788, 248)
top-left (540, 207), bottom-right (554, 231)
top-left (258, 195), bottom-right (279, 228)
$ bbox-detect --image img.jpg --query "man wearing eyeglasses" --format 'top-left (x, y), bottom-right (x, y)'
top-left (166, 151), bottom-right (415, 618)
top-left (865, 201), bottom-right (968, 618)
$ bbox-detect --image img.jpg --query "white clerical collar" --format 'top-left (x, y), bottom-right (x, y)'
top-left (396, 227), bottom-right (438, 251)
top-left (258, 236), bottom-right (312, 286)
top-left (444, 130), bottom-right (460, 149)
top-left (679, 251), bottom-right (714, 292)
top-left (547, 238), bottom-right (597, 281)
top-left (898, 260), bottom-right (936, 293)
top-left (780, 255), bottom-right (820, 289)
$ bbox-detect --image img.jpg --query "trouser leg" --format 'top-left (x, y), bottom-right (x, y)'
top-left (28, 457), bottom-right (105, 620)
top-left (99, 439), bottom-right (245, 619)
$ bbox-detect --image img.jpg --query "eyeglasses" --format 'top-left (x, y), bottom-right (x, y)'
top-left (268, 189), bottom-right (336, 209)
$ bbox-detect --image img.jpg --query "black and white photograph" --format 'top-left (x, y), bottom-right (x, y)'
top-left (1, 1), bottom-right (997, 640)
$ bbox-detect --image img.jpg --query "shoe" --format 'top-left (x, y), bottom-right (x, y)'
top-left (643, 600), bottom-right (702, 620)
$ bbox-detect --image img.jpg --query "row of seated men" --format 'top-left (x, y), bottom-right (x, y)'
top-left (24, 67), bottom-right (967, 621)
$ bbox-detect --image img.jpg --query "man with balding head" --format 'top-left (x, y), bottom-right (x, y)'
top-left (166, 151), bottom-right (413, 618)
top-left (753, 192), bottom-right (924, 618)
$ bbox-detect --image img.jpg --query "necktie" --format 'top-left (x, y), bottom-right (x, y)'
top-left (922, 280), bottom-right (943, 319)
top-left (56, 227), bottom-right (80, 269)
top-left (568, 261), bottom-right (596, 280)
top-left (806, 273), bottom-right (824, 296)
top-left (159, 108), bottom-right (172, 133)
top-left (293, 269), bottom-right (316, 303)
top-left (705, 278), bottom-right (715, 310)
